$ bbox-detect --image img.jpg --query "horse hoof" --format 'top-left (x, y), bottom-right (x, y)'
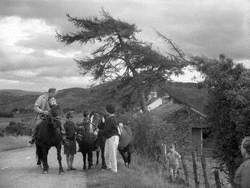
top-left (102, 166), bottom-right (107, 170)
top-left (59, 171), bottom-right (64, 175)
top-left (43, 170), bottom-right (48, 174)
top-left (59, 168), bottom-right (64, 174)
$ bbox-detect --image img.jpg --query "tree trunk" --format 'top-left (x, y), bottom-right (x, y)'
top-left (139, 89), bottom-right (147, 112)
top-left (213, 170), bottom-right (221, 188)
top-left (192, 151), bottom-right (199, 188)
top-left (200, 154), bottom-right (210, 188)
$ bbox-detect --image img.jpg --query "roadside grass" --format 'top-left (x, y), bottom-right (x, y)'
top-left (0, 136), bottom-right (30, 152)
top-left (86, 151), bottom-right (232, 188)
top-left (86, 152), bottom-right (184, 188)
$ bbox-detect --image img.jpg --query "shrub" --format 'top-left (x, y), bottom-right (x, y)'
top-left (5, 121), bottom-right (32, 136)
top-left (0, 112), bottom-right (14, 118)
top-left (195, 56), bottom-right (250, 185)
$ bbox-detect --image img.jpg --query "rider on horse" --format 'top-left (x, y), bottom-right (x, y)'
top-left (29, 88), bottom-right (65, 144)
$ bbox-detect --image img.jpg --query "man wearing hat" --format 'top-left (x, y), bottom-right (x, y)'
top-left (29, 88), bottom-right (64, 144)
top-left (234, 137), bottom-right (250, 188)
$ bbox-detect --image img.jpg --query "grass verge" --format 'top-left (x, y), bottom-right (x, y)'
top-left (0, 136), bottom-right (30, 152)
top-left (86, 152), bottom-right (184, 188)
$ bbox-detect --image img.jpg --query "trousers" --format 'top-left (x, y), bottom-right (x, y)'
top-left (104, 135), bottom-right (119, 172)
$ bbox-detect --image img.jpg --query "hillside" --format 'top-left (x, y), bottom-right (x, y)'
top-left (0, 81), bottom-right (119, 112)
top-left (0, 82), bottom-right (208, 114)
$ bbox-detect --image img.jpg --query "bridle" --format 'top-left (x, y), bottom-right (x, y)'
top-left (89, 112), bottom-right (103, 134)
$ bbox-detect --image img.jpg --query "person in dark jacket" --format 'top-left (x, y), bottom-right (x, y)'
top-left (234, 137), bottom-right (250, 188)
top-left (102, 104), bottom-right (119, 173)
top-left (63, 111), bottom-right (77, 170)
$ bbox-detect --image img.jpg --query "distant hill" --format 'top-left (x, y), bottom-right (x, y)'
top-left (0, 90), bottom-right (42, 96)
top-left (0, 81), bottom-right (119, 112)
top-left (0, 82), bottom-right (208, 114)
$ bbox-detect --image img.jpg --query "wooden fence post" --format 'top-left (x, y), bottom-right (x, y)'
top-left (213, 170), bottom-right (221, 188)
top-left (192, 151), bottom-right (199, 188)
top-left (200, 154), bottom-right (210, 188)
top-left (181, 154), bottom-right (189, 186)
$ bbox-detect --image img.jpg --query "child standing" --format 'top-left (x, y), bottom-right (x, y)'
top-left (63, 111), bottom-right (77, 171)
top-left (167, 144), bottom-right (181, 182)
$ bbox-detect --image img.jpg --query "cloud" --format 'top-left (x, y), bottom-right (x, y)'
top-left (0, 0), bottom-right (249, 91)
top-left (44, 49), bottom-right (82, 58)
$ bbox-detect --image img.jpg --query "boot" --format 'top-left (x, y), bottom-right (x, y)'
top-left (29, 138), bottom-right (35, 144)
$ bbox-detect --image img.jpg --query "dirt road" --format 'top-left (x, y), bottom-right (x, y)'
top-left (0, 147), bottom-right (87, 188)
top-left (0, 146), bottom-right (172, 188)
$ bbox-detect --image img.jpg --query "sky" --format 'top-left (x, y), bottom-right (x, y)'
top-left (0, 0), bottom-right (249, 91)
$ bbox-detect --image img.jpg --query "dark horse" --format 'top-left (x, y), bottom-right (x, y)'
top-left (35, 105), bottom-right (64, 174)
top-left (117, 124), bottom-right (134, 167)
top-left (76, 111), bottom-right (106, 170)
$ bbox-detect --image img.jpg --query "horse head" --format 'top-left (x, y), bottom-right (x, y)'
top-left (89, 111), bottom-right (103, 133)
top-left (47, 105), bottom-right (62, 131)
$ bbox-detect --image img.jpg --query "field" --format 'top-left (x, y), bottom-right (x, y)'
top-left (0, 136), bottom-right (30, 152)
top-left (0, 113), bottom-right (34, 128)
top-left (0, 114), bottom-right (34, 152)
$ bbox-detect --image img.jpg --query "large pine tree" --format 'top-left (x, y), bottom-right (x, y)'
top-left (57, 10), bottom-right (187, 111)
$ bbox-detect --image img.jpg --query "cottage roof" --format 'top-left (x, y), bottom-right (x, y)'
top-left (164, 82), bottom-right (208, 118)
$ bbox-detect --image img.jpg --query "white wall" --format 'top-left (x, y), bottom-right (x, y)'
top-left (147, 98), bottom-right (163, 111)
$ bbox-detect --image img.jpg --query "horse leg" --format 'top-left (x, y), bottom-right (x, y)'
top-left (36, 144), bottom-right (42, 166)
top-left (82, 152), bottom-right (86, 170)
top-left (88, 150), bottom-right (93, 169)
top-left (37, 158), bottom-right (41, 166)
top-left (42, 147), bottom-right (49, 173)
top-left (127, 151), bottom-right (131, 168)
top-left (96, 150), bottom-right (99, 166)
top-left (118, 148), bottom-right (127, 167)
top-left (100, 142), bottom-right (107, 169)
top-left (56, 145), bottom-right (64, 174)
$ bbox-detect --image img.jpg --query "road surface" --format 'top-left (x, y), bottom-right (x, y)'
top-left (0, 147), bottom-right (88, 188)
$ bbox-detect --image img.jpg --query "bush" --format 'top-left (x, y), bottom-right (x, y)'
top-left (195, 56), bottom-right (250, 185)
top-left (0, 112), bottom-right (14, 118)
top-left (5, 121), bottom-right (32, 136)
top-left (118, 112), bottom-right (178, 162)
top-left (0, 128), bottom-right (4, 137)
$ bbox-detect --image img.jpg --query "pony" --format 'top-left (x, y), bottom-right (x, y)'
top-left (93, 112), bottom-right (107, 169)
top-left (117, 123), bottom-right (134, 168)
top-left (35, 105), bottom-right (64, 174)
top-left (76, 111), bottom-right (101, 170)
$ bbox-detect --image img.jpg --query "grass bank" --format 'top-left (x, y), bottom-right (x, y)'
top-left (86, 152), bottom-right (183, 188)
top-left (0, 136), bottom-right (30, 152)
